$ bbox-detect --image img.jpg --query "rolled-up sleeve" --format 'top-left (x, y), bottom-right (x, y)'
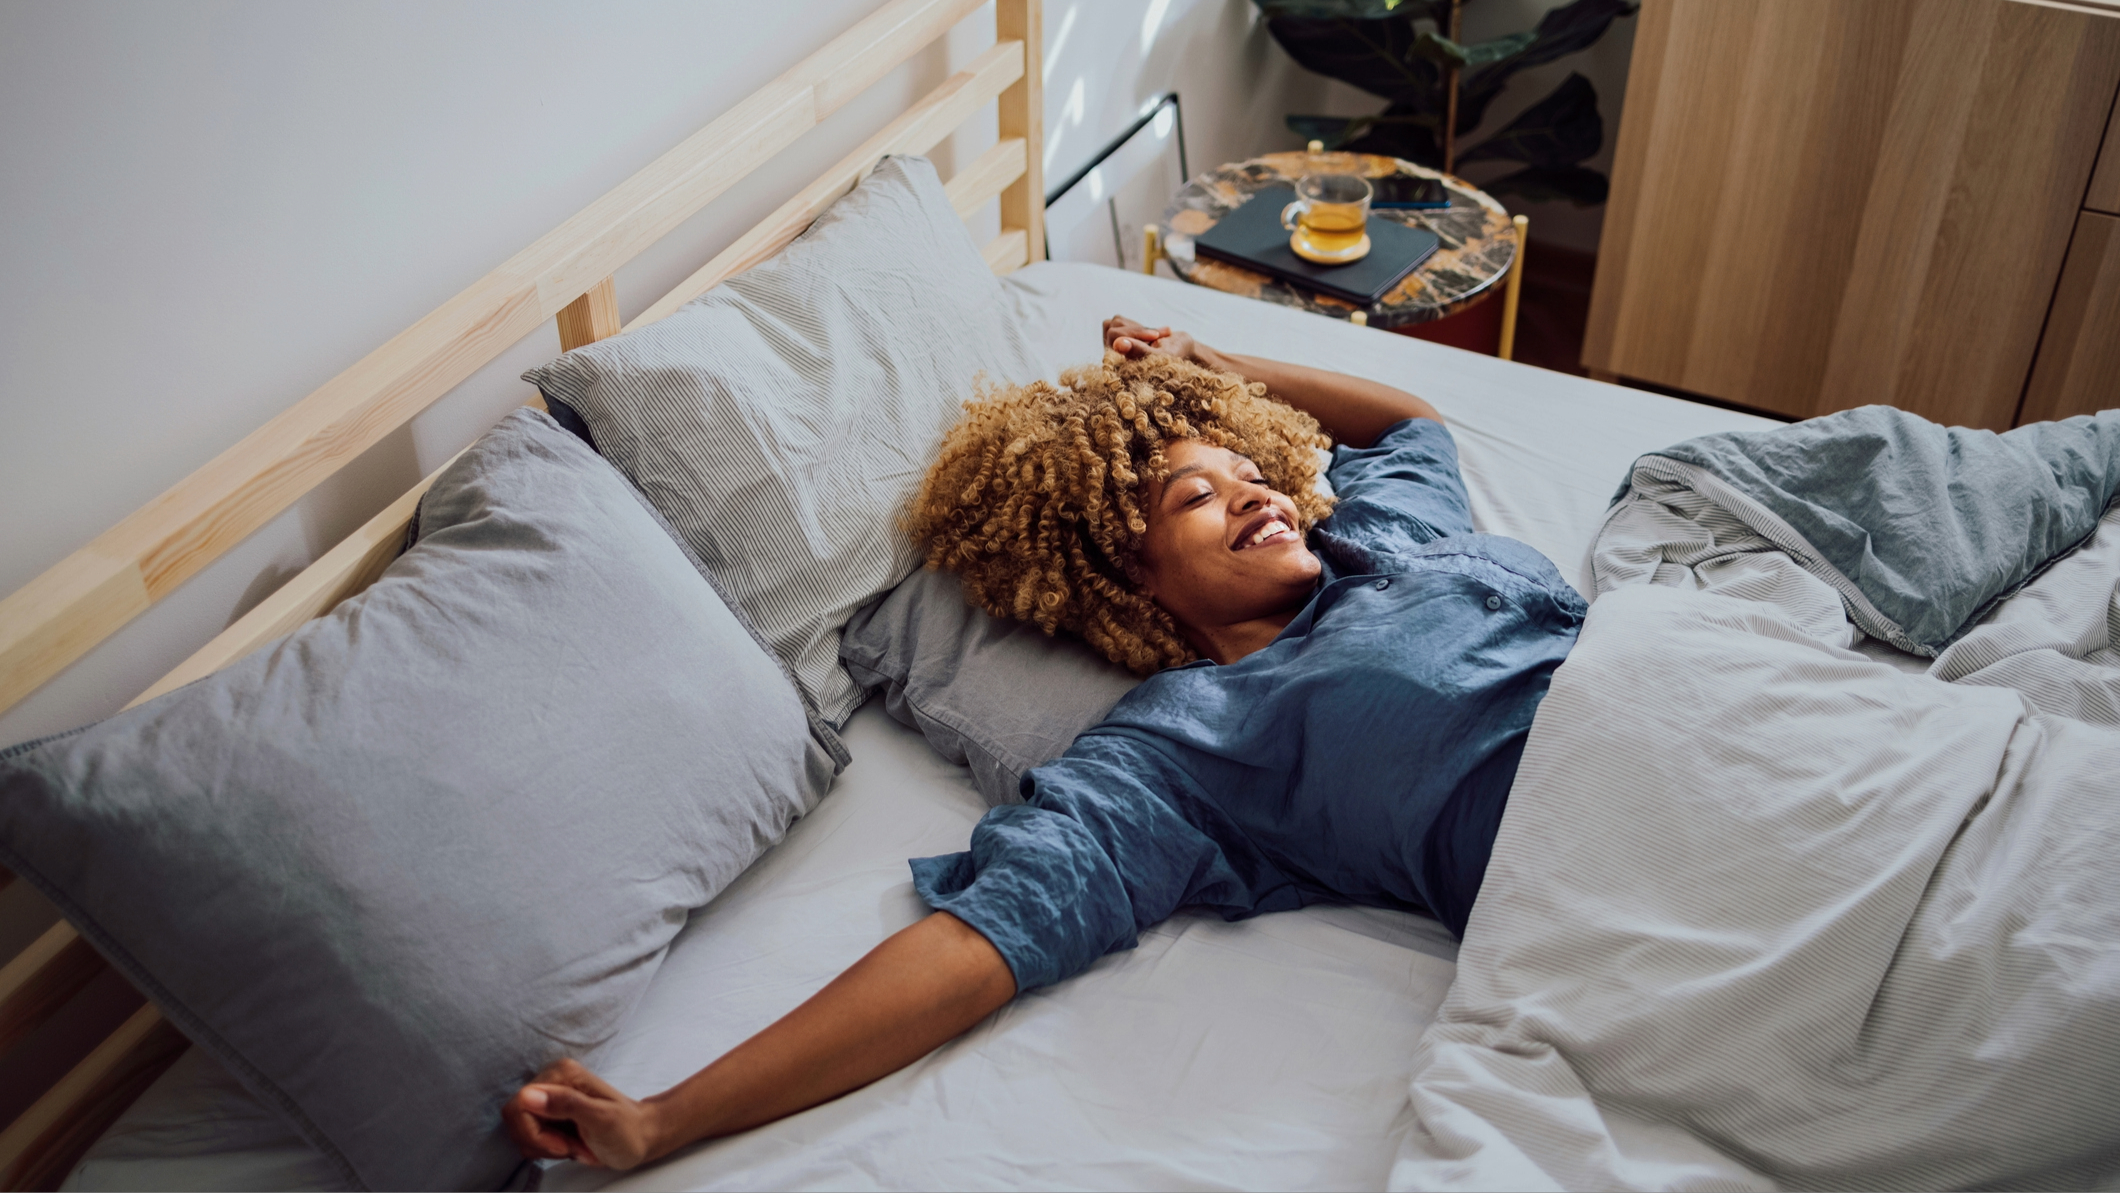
top-left (910, 732), bottom-right (1291, 991)
top-left (1324, 417), bottom-right (1472, 549)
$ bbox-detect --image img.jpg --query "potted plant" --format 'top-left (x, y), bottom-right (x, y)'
top-left (1260, 0), bottom-right (1636, 206)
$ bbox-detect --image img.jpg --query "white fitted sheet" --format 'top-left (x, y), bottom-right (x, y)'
top-left (67, 262), bottom-right (1775, 1192)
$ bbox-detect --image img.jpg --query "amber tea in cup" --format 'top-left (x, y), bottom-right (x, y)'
top-left (1280, 173), bottom-right (1373, 264)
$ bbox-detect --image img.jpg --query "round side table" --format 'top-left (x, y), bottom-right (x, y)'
top-left (1155, 152), bottom-right (1518, 330)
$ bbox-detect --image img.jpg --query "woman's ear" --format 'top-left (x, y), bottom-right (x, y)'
top-left (1122, 555), bottom-right (1157, 601)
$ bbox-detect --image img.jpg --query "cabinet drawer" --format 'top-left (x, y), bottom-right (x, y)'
top-left (1585, 0), bottom-right (2120, 428)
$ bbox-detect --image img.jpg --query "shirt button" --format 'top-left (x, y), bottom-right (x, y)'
top-left (1375, 578), bottom-right (1390, 590)
top-left (1485, 594), bottom-right (1502, 610)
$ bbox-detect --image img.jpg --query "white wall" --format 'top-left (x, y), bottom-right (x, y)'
top-left (0, 1), bottom-right (1364, 745)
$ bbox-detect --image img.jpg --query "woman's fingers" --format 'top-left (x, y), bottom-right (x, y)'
top-left (503, 1087), bottom-right (577, 1161)
top-left (1103, 315), bottom-right (1162, 349)
top-left (528, 1086), bottom-right (611, 1167)
top-left (504, 1061), bottom-right (642, 1168)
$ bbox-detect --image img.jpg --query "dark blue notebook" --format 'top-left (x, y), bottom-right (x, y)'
top-left (1192, 183), bottom-right (1441, 307)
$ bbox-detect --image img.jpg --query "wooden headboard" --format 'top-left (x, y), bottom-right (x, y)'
top-left (0, 1), bottom-right (1043, 1183)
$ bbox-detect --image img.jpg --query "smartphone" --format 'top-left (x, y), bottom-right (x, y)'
top-left (1371, 174), bottom-right (1450, 209)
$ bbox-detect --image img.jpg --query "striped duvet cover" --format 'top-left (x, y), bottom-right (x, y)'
top-left (1391, 500), bottom-right (2120, 1189)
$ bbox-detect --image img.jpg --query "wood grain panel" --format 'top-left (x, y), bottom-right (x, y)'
top-left (945, 137), bottom-right (1028, 217)
top-left (1583, 0), bottom-right (1755, 384)
top-left (1580, 0), bottom-right (1670, 371)
top-left (0, 1006), bottom-right (187, 1192)
top-left (0, 924), bottom-right (99, 1058)
top-left (2020, 211), bottom-right (2120, 422)
top-left (0, 2), bottom-right (1038, 1173)
top-left (125, 450), bottom-right (464, 709)
top-left (1826, 0), bottom-right (2120, 427)
top-left (2089, 87), bottom-right (2120, 212)
top-left (0, 0), bottom-right (985, 722)
top-left (998, 0), bottom-right (1046, 264)
top-left (555, 277), bottom-right (621, 352)
top-left (1587, 0), bottom-right (2120, 428)
top-left (982, 228), bottom-right (1030, 273)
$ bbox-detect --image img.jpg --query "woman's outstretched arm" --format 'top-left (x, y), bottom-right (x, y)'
top-left (1102, 315), bottom-right (1443, 447)
top-left (503, 911), bottom-right (1014, 1170)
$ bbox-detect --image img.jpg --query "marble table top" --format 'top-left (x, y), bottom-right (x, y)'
top-left (1158, 151), bottom-right (1517, 328)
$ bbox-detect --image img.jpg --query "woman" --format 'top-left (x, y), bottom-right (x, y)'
top-left (503, 316), bottom-right (1586, 1169)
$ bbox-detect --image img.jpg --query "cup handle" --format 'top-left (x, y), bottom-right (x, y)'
top-left (1280, 201), bottom-right (1305, 232)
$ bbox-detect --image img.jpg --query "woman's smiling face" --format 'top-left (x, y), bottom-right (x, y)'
top-left (1134, 439), bottom-right (1323, 645)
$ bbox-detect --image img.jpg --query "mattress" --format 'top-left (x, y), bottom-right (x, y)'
top-left (64, 261), bottom-right (1778, 1192)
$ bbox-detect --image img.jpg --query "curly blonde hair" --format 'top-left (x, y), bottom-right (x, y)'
top-left (910, 352), bottom-right (1335, 675)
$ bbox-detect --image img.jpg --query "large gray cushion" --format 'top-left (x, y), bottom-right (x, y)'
top-left (524, 155), bottom-right (1043, 729)
top-left (0, 409), bottom-right (837, 1191)
top-left (841, 567), bottom-right (1138, 806)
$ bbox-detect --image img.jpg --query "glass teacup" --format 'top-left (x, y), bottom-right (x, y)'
top-left (1280, 173), bottom-right (1373, 265)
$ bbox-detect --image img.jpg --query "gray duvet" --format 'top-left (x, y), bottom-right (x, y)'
top-left (1393, 407), bottom-right (2120, 1190)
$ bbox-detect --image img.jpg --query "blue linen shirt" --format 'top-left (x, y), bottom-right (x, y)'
top-left (910, 418), bottom-right (1586, 991)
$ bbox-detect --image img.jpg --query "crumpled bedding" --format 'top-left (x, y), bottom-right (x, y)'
top-left (1393, 411), bottom-right (2120, 1189)
top-left (1593, 404), bottom-right (2120, 655)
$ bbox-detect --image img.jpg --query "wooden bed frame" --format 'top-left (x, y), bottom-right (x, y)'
top-left (0, 1), bottom-right (1043, 1184)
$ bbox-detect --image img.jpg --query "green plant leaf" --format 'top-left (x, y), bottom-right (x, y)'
top-left (1412, 30), bottom-right (1469, 69)
top-left (1262, 0), bottom-right (1632, 192)
top-left (1480, 164), bottom-right (1610, 206)
top-left (1456, 72), bottom-right (1603, 167)
top-left (1342, 103), bottom-right (1445, 165)
top-left (1456, 0), bottom-right (1636, 131)
top-left (1263, 13), bottom-right (1443, 105)
top-left (1413, 30), bottom-right (1538, 71)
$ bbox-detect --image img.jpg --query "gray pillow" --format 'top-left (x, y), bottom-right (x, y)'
top-left (0, 409), bottom-right (837, 1191)
top-left (842, 567), bottom-right (1139, 806)
top-left (524, 155), bottom-right (1044, 730)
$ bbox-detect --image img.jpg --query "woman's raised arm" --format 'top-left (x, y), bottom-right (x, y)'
top-left (503, 911), bottom-right (1014, 1170)
top-left (1102, 315), bottom-right (1442, 448)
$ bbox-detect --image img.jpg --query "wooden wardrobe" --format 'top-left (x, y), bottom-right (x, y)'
top-left (1584, 0), bottom-right (2120, 430)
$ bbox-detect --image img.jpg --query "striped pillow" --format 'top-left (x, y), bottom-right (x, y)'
top-left (526, 156), bottom-right (1042, 727)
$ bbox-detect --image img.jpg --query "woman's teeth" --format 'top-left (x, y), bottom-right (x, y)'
top-left (1243, 519), bottom-right (1292, 548)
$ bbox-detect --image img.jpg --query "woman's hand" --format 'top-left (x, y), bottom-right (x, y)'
top-left (1101, 315), bottom-right (1440, 445)
top-left (1103, 315), bottom-right (1200, 364)
top-left (497, 914), bottom-right (1014, 1174)
top-left (503, 1058), bottom-right (662, 1171)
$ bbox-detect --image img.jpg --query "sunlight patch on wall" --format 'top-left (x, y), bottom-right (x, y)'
top-left (1140, 0), bottom-right (1174, 54)
top-left (1043, 3), bottom-right (1078, 78)
top-left (1045, 73), bottom-right (1088, 172)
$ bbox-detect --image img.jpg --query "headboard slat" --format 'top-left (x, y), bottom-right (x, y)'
top-left (945, 136), bottom-right (1029, 217)
top-left (556, 278), bottom-right (623, 352)
top-left (0, 1), bottom-right (1044, 1169)
top-left (0, 1003), bottom-right (187, 1191)
top-left (0, 0), bottom-right (986, 721)
top-left (982, 229), bottom-right (1031, 273)
top-left (996, 0), bottom-right (1046, 266)
top-left (627, 36), bottom-right (1025, 332)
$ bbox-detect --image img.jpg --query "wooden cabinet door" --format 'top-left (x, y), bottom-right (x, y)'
top-left (1584, 0), bottom-right (2120, 429)
top-left (2020, 211), bottom-right (2120, 423)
